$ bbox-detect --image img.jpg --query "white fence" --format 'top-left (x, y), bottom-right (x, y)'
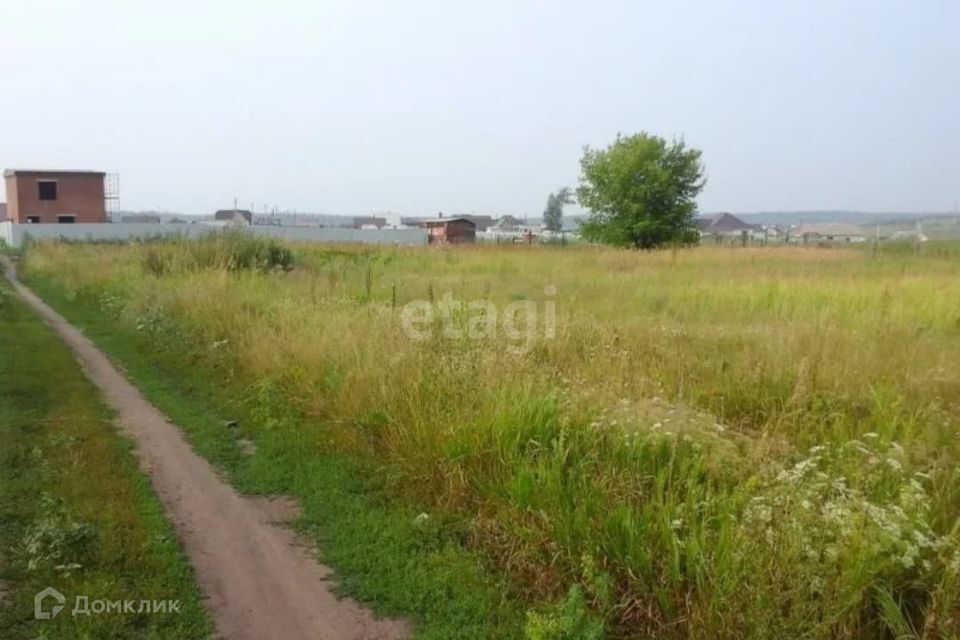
top-left (0, 222), bottom-right (427, 248)
top-left (244, 226), bottom-right (426, 245)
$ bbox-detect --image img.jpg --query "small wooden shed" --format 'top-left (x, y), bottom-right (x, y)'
top-left (420, 217), bottom-right (476, 244)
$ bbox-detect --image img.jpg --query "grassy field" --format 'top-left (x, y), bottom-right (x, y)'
top-left (0, 273), bottom-right (211, 638)
top-left (20, 236), bottom-right (960, 639)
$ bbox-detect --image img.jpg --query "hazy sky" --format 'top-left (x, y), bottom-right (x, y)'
top-left (1, 0), bottom-right (957, 217)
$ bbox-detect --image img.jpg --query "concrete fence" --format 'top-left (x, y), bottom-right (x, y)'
top-left (0, 222), bottom-right (427, 249)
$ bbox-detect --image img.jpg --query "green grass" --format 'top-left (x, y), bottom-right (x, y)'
top-left (23, 267), bottom-right (525, 639)
top-left (19, 238), bottom-right (960, 639)
top-left (0, 274), bottom-right (212, 639)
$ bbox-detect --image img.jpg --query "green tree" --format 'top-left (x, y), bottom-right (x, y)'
top-left (542, 187), bottom-right (573, 233)
top-left (576, 132), bottom-right (705, 249)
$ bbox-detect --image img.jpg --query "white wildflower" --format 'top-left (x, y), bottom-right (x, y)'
top-left (810, 576), bottom-right (824, 593)
top-left (899, 545), bottom-right (918, 569)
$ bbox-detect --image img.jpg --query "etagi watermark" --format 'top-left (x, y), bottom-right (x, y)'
top-left (34, 587), bottom-right (182, 620)
top-left (399, 286), bottom-right (557, 353)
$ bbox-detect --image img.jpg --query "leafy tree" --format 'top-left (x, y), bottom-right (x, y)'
top-left (542, 187), bottom-right (573, 233)
top-left (576, 132), bottom-right (705, 249)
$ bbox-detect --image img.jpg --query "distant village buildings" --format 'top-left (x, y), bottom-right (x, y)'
top-left (463, 215), bottom-right (494, 232)
top-left (351, 216), bottom-right (388, 229)
top-left (0, 167), bottom-right (941, 250)
top-left (214, 209), bottom-right (253, 225)
top-left (696, 212), bottom-right (760, 245)
top-left (695, 214), bottom-right (878, 245)
top-left (791, 223), bottom-right (866, 243)
top-left (398, 213), bottom-right (583, 244)
top-left (121, 213), bottom-right (162, 224)
top-left (697, 212), bottom-right (754, 236)
top-left (491, 215), bottom-right (523, 231)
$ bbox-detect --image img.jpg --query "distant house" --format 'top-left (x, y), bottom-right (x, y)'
top-left (352, 216), bottom-right (388, 229)
top-left (697, 212), bottom-right (754, 236)
top-left (214, 209), bottom-right (253, 225)
top-left (750, 224), bottom-right (787, 243)
top-left (459, 215), bottom-right (494, 231)
top-left (492, 215), bottom-right (524, 231)
top-left (121, 214), bottom-right (161, 224)
top-left (793, 223), bottom-right (866, 243)
top-left (399, 217), bottom-right (424, 228)
top-left (420, 217), bottom-right (476, 244)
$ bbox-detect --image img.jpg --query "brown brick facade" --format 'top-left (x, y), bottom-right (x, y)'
top-left (4, 170), bottom-right (107, 223)
top-left (422, 218), bottom-right (477, 244)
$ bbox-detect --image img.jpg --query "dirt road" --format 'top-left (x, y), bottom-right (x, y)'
top-left (2, 256), bottom-right (409, 640)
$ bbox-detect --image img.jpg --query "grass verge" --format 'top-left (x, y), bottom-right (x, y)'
top-left (0, 274), bottom-right (211, 639)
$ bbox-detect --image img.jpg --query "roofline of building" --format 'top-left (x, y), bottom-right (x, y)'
top-left (4, 169), bottom-right (107, 178)
top-left (420, 217), bottom-right (476, 225)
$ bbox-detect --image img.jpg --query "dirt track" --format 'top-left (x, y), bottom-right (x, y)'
top-left (2, 256), bottom-right (409, 640)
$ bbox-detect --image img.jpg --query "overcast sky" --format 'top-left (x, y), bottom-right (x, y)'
top-left (1, 0), bottom-right (957, 217)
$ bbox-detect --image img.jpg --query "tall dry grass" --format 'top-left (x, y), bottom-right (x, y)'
top-left (24, 238), bottom-right (960, 638)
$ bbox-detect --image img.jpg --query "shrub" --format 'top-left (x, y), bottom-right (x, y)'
top-left (139, 232), bottom-right (295, 274)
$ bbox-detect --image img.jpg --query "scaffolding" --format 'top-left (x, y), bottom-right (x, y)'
top-left (105, 173), bottom-right (120, 220)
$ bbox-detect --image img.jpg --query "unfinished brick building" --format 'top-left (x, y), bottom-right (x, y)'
top-left (3, 169), bottom-right (107, 223)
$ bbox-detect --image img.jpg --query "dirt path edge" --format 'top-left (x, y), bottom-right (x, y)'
top-left (1, 256), bottom-right (409, 640)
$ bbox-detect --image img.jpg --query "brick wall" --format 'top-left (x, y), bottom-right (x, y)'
top-left (5, 172), bottom-right (106, 223)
